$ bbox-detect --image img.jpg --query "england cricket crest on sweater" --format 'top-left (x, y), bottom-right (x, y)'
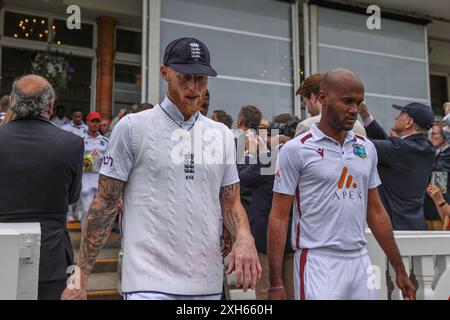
top-left (184, 152), bottom-right (195, 180)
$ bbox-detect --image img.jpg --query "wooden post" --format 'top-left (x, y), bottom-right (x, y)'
top-left (95, 16), bottom-right (117, 120)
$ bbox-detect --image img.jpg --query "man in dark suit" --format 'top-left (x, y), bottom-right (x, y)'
top-left (360, 102), bottom-right (435, 230)
top-left (0, 75), bottom-right (84, 300)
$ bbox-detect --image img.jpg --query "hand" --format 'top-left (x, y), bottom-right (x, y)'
top-left (222, 227), bottom-right (233, 257)
top-left (61, 268), bottom-right (89, 300)
top-left (226, 232), bottom-right (262, 292)
top-left (396, 272), bottom-right (416, 300)
top-left (359, 101), bottom-right (370, 120)
top-left (268, 287), bottom-right (288, 300)
top-left (427, 184), bottom-right (445, 203)
top-left (245, 131), bottom-right (259, 155)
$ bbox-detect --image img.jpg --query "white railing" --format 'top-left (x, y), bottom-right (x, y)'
top-left (366, 229), bottom-right (450, 300)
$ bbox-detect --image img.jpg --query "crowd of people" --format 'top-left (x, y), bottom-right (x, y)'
top-left (0, 36), bottom-right (449, 301)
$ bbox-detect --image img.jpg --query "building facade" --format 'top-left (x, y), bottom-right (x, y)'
top-left (0, 0), bottom-right (449, 130)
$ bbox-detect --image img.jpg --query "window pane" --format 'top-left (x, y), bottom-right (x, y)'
top-left (0, 47), bottom-right (92, 117)
top-left (52, 19), bottom-right (94, 48)
top-left (113, 64), bottom-right (141, 116)
top-left (116, 29), bottom-right (141, 55)
top-left (4, 11), bottom-right (48, 42)
top-left (430, 75), bottom-right (448, 117)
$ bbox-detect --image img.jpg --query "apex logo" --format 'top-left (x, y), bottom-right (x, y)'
top-left (338, 166), bottom-right (358, 190)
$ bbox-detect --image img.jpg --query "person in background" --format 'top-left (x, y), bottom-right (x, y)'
top-left (212, 110), bottom-right (233, 129)
top-left (80, 112), bottom-right (109, 225)
top-left (0, 75), bottom-right (84, 300)
top-left (0, 109), bottom-right (15, 126)
top-left (138, 103), bottom-right (154, 113)
top-left (423, 122), bottom-right (450, 230)
top-left (110, 108), bottom-right (128, 131)
top-left (235, 105), bottom-right (263, 213)
top-left (61, 107), bottom-right (87, 138)
top-left (130, 104), bottom-right (140, 114)
top-left (295, 73), bottom-right (366, 137)
top-left (199, 89), bottom-right (210, 116)
top-left (0, 95), bottom-right (10, 123)
top-left (212, 109), bottom-right (226, 122)
top-left (51, 105), bottom-right (70, 128)
top-left (426, 184), bottom-right (450, 230)
top-left (360, 102), bottom-right (435, 230)
top-left (238, 113), bottom-right (299, 300)
top-left (100, 118), bottom-right (112, 138)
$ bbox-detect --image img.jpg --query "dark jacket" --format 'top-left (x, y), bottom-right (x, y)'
top-left (237, 152), bottom-right (293, 255)
top-left (0, 116), bottom-right (84, 282)
top-left (423, 147), bottom-right (450, 220)
top-left (366, 119), bottom-right (435, 230)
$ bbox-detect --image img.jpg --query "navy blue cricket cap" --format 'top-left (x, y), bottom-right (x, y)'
top-left (163, 37), bottom-right (217, 77)
top-left (392, 102), bottom-right (434, 130)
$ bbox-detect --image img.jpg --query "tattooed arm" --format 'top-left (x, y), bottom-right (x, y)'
top-left (220, 183), bottom-right (262, 291)
top-left (61, 175), bottom-right (124, 300)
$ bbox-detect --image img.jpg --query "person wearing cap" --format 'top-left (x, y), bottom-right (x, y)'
top-left (78, 112), bottom-right (109, 225)
top-left (360, 102), bottom-right (435, 230)
top-left (62, 37), bottom-right (261, 301)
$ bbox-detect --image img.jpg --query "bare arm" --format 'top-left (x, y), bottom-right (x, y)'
top-left (267, 192), bottom-right (293, 299)
top-left (367, 188), bottom-right (416, 300)
top-left (62, 175), bottom-right (124, 299)
top-left (220, 182), bottom-right (262, 291)
top-left (427, 184), bottom-right (450, 222)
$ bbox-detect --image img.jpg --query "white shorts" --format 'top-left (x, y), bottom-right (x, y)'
top-left (123, 292), bottom-right (222, 300)
top-left (294, 248), bottom-right (378, 300)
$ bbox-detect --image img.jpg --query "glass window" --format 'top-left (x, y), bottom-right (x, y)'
top-left (0, 47), bottom-right (92, 117)
top-left (160, 0), bottom-right (293, 121)
top-left (3, 11), bottom-right (48, 42)
top-left (113, 64), bottom-right (141, 116)
top-left (430, 75), bottom-right (449, 117)
top-left (116, 29), bottom-right (141, 55)
top-left (52, 19), bottom-right (94, 48)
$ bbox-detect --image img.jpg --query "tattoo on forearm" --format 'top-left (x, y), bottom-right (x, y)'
top-left (78, 175), bottom-right (124, 274)
top-left (220, 183), bottom-right (246, 237)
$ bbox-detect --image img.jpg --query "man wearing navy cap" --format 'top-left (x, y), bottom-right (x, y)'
top-left (62, 38), bottom-right (261, 300)
top-left (360, 102), bottom-right (435, 230)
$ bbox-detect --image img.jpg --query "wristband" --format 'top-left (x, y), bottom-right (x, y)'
top-left (439, 201), bottom-right (447, 208)
top-left (268, 285), bottom-right (285, 293)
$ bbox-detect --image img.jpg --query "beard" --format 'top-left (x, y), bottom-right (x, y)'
top-left (327, 103), bottom-right (355, 132)
top-left (168, 87), bottom-right (204, 118)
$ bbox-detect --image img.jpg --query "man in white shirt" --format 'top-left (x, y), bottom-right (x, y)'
top-left (80, 112), bottom-right (109, 224)
top-left (62, 37), bottom-right (261, 300)
top-left (61, 108), bottom-right (88, 137)
top-left (267, 68), bottom-right (415, 300)
top-left (51, 105), bottom-right (71, 128)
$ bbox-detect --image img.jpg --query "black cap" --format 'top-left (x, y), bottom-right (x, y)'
top-left (163, 37), bottom-right (217, 77)
top-left (392, 102), bottom-right (434, 130)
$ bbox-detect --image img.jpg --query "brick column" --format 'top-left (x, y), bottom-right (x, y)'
top-left (95, 16), bottom-right (117, 119)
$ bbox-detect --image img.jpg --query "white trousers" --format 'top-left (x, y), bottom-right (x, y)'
top-left (123, 292), bottom-right (222, 300)
top-left (294, 248), bottom-right (378, 300)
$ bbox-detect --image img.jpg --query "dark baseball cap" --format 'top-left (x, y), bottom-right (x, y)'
top-left (163, 37), bottom-right (217, 77)
top-left (392, 102), bottom-right (434, 130)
